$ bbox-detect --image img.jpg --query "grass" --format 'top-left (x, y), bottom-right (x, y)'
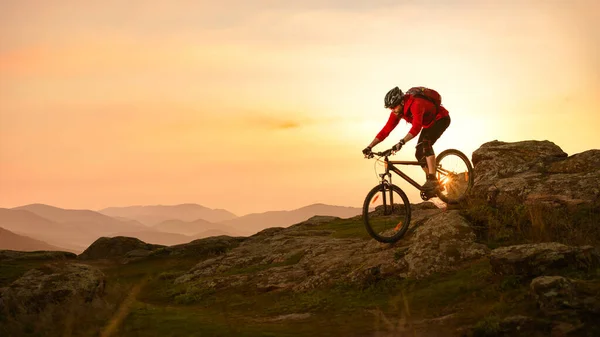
top-left (293, 217), bottom-right (373, 240)
top-left (461, 199), bottom-right (600, 249)
top-left (117, 256), bottom-right (543, 336)
top-left (0, 260), bottom-right (51, 287)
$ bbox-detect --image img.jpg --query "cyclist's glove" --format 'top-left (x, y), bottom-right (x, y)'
top-left (362, 146), bottom-right (372, 157)
top-left (392, 139), bottom-right (405, 152)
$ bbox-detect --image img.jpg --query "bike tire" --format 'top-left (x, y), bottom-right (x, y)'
top-left (362, 183), bottom-right (411, 243)
top-left (435, 149), bottom-right (474, 204)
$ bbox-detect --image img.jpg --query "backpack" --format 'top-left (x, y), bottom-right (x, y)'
top-left (405, 87), bottom-right (442, 107)
top-left (404, 87), bottom-right (442, 124)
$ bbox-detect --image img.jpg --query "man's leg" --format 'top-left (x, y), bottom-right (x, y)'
top-left (426, 155), bottom-right (436, 175)
top-left (420, 117), bottom-right (451, 193)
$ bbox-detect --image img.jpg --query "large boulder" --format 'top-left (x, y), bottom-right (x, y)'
top-left (403, 211), bottom-right (489, 279)
top-left (471, 141), bottom-right (599, 208)
top-left (490, 243), bottom-right (599, 277)
top-left (0, 263), bottom-right (105, 313)
top-left (78, 236), bottom-right (164, 260)
top-left (530, 275), bottom-right (600, 335)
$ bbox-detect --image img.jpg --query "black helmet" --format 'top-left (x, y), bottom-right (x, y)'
top-left (384, 86), bottom-right (404, 108)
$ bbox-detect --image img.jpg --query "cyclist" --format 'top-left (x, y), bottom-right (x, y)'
top-left (362, 86), bottom-right (451, 194)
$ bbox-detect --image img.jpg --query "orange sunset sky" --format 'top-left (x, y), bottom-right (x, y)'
top-left (1, 0), bottom-right (599, 215)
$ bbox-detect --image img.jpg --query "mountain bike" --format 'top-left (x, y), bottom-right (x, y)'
top-left (362, 147), bottom-right (474, 243)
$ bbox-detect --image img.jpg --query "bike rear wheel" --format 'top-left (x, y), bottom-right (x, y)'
top-left (435, 149), bottom-right (474, 204)
top-left (362, 183), bottom-right (411, 243)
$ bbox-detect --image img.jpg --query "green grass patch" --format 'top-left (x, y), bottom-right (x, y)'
top-left (462, 199), bottom-right (600, 249)
top-left (303, 217), bottom-right (372, 240)
top-left (0, 260), bottom-right (60, 287)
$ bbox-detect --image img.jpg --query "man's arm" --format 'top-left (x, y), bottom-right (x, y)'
top-left (367, 112), bottom-right (400, 148)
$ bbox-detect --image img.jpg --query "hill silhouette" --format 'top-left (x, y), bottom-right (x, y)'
top-left (217, 203), bottom-right (363, 235)
top-left (154, 218), bottom-right (241, 237)
top-left (14, 204), bottom-right (147, 233)
top-left (99, 203), bottom-right (237, 226)
top-left (0, 227), bottom-right (68, 252)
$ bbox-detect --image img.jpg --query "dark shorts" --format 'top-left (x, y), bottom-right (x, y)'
top-left (416, 116), bottom-right (451, 162)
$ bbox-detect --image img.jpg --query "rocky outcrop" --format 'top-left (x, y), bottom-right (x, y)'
top-left (530, 276), bottom-right (600, 335)
top-left (78, 236), bottom-right (164, 260)
top-left (490, 243), bottom-right (599, 277)
top-left (174, 206), bottom-right (490, 290)
top-left (174, 205), bottom-right (444, 292)
top-left (0, 263), bottom-right (105, 313)
top-left (403, 211), bottom-right (489, 279)
top-left (471, 140), bottom-right (599, 208)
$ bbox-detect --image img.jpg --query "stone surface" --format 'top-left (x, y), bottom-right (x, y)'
top-left (530, 276), bottom-right (576, 313)
top-left (471, 140), bottom-right (599, 208)
top-left (403, 210), bottom-right (489, 279)
top-left (530, 275), bottom-right (600, 335)
top-left (490, 243), bottom-right (599, 276)
top-left (0, 263), bottom-right (105, 313)
top-left (175, 207), bottom-right (444, 292)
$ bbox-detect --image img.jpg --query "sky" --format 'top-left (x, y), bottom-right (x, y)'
top-left (1, 0), bottom-right (599, 215)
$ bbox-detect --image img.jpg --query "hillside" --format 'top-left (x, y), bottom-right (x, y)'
top-left (14, 204), bottom-right (147, 234)
top-left (107, 231), bottom-right (194, 246)
top-left (0, 227), bottom-right (67, 252)
top-left (0, 208), bottom-right (92, 251)
top-left (218, 203), bottom-right (363, 235)
top-left (99, 204), bottom-right (237, 226)
top-left (154, 218), bottom-right (240, 237)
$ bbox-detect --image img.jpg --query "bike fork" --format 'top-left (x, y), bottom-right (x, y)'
top-left (380, 175), bottom-right (394, 215)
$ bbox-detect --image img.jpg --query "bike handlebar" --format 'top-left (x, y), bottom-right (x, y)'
top-left (367, 148), bottom-right (395, 158)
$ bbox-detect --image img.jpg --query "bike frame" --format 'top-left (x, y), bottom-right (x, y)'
top-left (379, 157), bottom-right (456, 191)
top-left (384, 158), bottom-right (425, 191)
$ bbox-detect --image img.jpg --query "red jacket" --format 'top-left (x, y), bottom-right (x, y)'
top-left (376, 95), bottom-right (449, 141)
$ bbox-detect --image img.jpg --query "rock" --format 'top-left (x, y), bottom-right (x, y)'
top-left (175, 207), bottom-right (444, 292)
top-left (471, 140), bottom-right (599, 208)
top-left (531, 276), bottom-right (600, 315)
top-left (530, 276), bottom-right (576, 313)
top-left (490, 243), bottom-right (599, 276)
top-left (403, 211), bottom-right (489, 279)
top-left (78, 236), bottom-right (164, 260)
top-left (530, 275), bottom-right (600, 335)
top-left (1, 263), bottom-right (105, 313)
top-left (547, 150), bottom-right (600, 174)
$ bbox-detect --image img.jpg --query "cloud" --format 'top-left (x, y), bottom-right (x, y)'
top-left (247, 115), bottom-right (305, 130)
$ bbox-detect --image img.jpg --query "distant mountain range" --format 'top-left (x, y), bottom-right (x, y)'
top-left (0, 227), bottom-right (69, 252)
top-left (0, 202), bottom-right (363, 252)
top-left (219, 203), bottom-right (362, 235)
top-left (154, 218), bottom-right (241, 237)
top-left (99, 204), bottom-right (237, 226)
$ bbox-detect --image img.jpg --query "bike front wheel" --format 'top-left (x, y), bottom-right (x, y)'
top-left (362, 183), bottom-right (411, 243)
top-left (435, 149), bottom-right (474, 204)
